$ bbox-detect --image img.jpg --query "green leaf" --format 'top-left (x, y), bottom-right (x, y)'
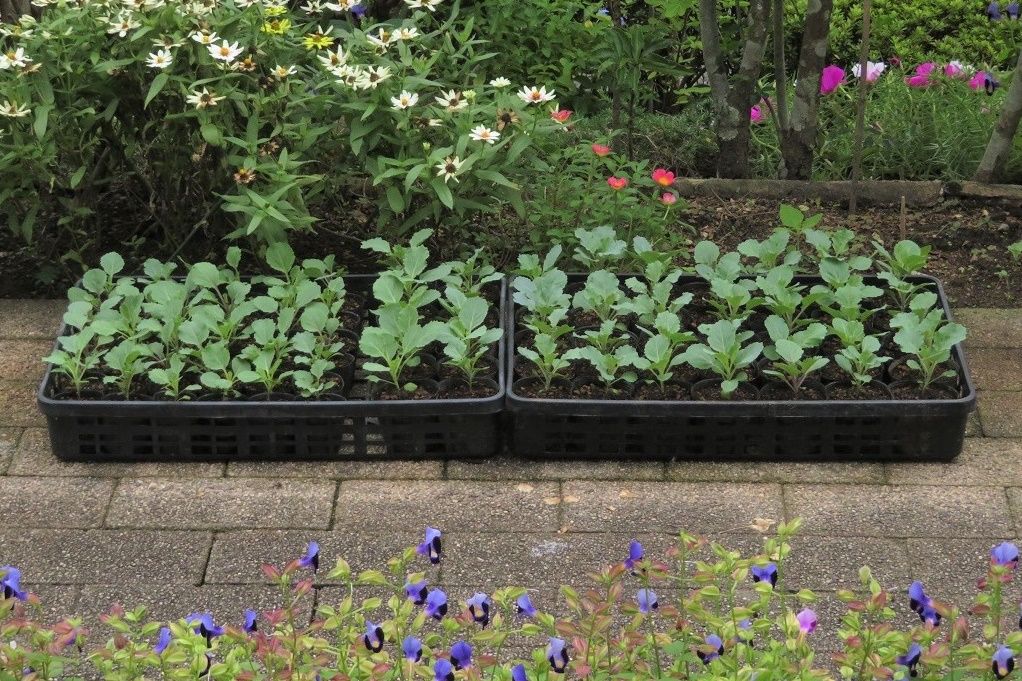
top-left (100, 252), bottom-right (125, 276)
top-left (386, 185), bottom-right (405, 213)
top-left (69, 165), bottom-right (88, 190)
top-left (432, 179), bottom-right (454, 209)
top-left (32, 104), bottom-right (52, 138)
top-left (264, 242), bottom-right (296, 274)
top-left (200, 122), bottom-right (222, 146)
top-left (144, 72), bottom-right (169, 108)
top-left (779, 204), bottom-right (803, 229)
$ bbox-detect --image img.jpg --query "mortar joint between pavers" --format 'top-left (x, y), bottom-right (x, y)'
top-left (327, 480), bottom-right (343, 530)
top-left (198, 531), bottom-right (217, 587)
top-left (98, 477), bottom-right (120, 528)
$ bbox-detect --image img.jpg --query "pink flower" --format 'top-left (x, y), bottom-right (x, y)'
top-left (944, 61), bottom-right (968, 78)
top-left (851, 61), bottom-right (886, 82)
top-left (607, 176), bottom-right (628, 190)
top-left (592, 143), bottom-right (611, 157)
top-left (820, 65), bottom-right (845, 95)
top-left (750, 104), bottom-right (766, 124)
top-left (651, 168), bottom-right (675, 187)
top-left (970, 71), bottom-right (987, 90)
top-left (550, 108), bottom-right (572, 123)
top-left (905, 62), bottom-right (937, 88)
top-left (660, 192), bottom-right (677, 206)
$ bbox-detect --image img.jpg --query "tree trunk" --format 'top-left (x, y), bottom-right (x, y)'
top-left (777, 0), bottom-right (834, 180)
top-left (0, 0), bottom-right (35, 22)
top-left (698, 0), bottom-right (770, 179)
top-left (974, 45), bottom-right (1022, 183)
top-left (771, 0), bottom-right (787, 130)
top-left (849, 0), bottom-right (872, 215)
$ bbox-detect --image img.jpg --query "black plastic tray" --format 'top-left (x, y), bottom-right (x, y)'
top-left (506, 274), bottom-right (976, 461)
top-left (37, 277), bottom-right (507, 461)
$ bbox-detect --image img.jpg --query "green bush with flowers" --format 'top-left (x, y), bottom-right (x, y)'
top-left (5, 520), bottom-right (1022, 681)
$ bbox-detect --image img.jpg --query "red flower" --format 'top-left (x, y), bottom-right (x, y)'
top-left (660, 192), bottom-right (677, 205)
top-left (607, 176), bottom-right (629, 190)
top-left (652, 168), bottom-right (675, 187)
top-left (592, 143), bottom-right (611, 157)
top-left (550, 108), bottom-right (573, 123)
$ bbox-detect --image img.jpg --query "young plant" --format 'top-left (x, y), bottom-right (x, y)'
top-left (834, 336), bottom-right (890, 387)
top-left (512, 268), bottom-right (572, 339)
top-left (621, 239), bottom-right (689, 327)
top-left (563, 345), bottom-right (637, 393)
top-left (872, 239), bottom-right (933, 310)
top-left (577, 319), bottom-right (631, 354)
top-left (890, 308), bottom-right (967, 390)
top-left (804, 228), bottom-right (872, 270)
top-left (102, 340), bottom-right (154, 399)
top-left (572, 226), bottom-right (627, 271)
top-left (197, 342), bottom-right (246, 397)
top-left (439, 289), bottom-right (502, 387)
top-left (761, 317), bottom-right (829, 394)
top-left (682, 320), bottom-right (763, 399)
top-left (148, 357), bottom-right (200, 401)
top-left (756, 266), bottom-right (825, 330)
top-left (444, 249), bottom-right (503, 297)
top-left (517, 333), bottom-right (570, 390)
top-left (626, 312), bottom-right (696, 389)
top-left (572, 270), bottom-right (625, 324)
top-left (43, 329), bottom-right (107, 397)
top-left (359, 306), bottom-right (446, 393)
top-left (692, 241), bottom-right (743, 283)
top-left (238, 311), bottom-right (297, 394)
top-left (292, 359), bottom-right (341, 399)
top-left (814, 258), bottom-right (885, 323)
top-left (707, 277), bottom-right (763, 321)
top-left (515, 245), bottom-right (562, 280)
top-left (362, 229), bottom-right (451, 301)
top-left (737, 228), bottom-right (802, 274)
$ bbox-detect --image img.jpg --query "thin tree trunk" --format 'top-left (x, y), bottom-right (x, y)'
top-left (975, 45), bottom-right (1022, 183)
top-left (771, 0), bottom-right (788, 130)
top-left (777, 0), bottom-right (834, 180)
top-left (849, 0), bottom-right (873, 215)
top-left (699, 0), bottom-right (771, 179)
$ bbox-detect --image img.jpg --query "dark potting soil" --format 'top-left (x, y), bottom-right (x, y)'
top-left (436, 384), bottom-right (499, 399)
top-left (634, 383), bottom-right (691, 401)
top-left (759, 382), bottom-right (828, 401)
top-left (826, 382), bottom-right (891, 400)
top-left (691, 383), bottom-right (760, 401)
top-left (889, 383), bottom-right (962, 400)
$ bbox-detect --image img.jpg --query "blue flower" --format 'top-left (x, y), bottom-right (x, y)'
top-left (299, 541), bottom-right (320, 573)
top-left (751, 562), bottom-right (778, 587)
top-left (425, 589), bottom-right (448, 620)
top-left (402, 636), bottom-right (423, 662)
top-left (363, 621), bottom-right (384, 653)
top-left (417, 528), bottom-right (442, 564)
top-left (989, 1), bottom-right (1003, 19)
top-left (697, 634), bottom-right (724, 663)
top-left (154, 627), bottom-right (172, 654)
top-left (0, 566), bottom-right (26, 601)
top-left (467, 592), bottom-right (491, 627)
top-left (993, 542), bottom-right (1020, 567)
top-left (351, 3), bottom-right (366, 17)
top-left (405, 580), bottom-right (429, 605)
top-left (908, 581), bottom-right (930, 614)
top-left (1008, 2), bottom-right (1020, 19)
top-left (243, 609), bottom-right (258, 633)
top-left (624, 540), bottom-right (644, 571)
top-left (547, 637), bottom-right (569, 673)
top-left (921, 605), bottom-right (941, 627)
top-left (994, 646), bottom-right (1016, 679)
top-left (897, 643), bottom-right (922, 677)
top-left (985, 73), bottom-right (1001, 95)
top-left (637, 589), bottom-right (658, 613)
top-left (451, 641), bottom-right (473, 670)
top-left (434, 659), bottom-right (454, 681)
top-left (516, 593), bottom-right (537, 617)
top-left (186, 613), bottom-right (224, 647)
top-left (512, 664), bottom-right (528, 681)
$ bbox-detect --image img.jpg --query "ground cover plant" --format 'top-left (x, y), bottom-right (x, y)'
top-left (4, 519), bottom-right (1022, 681)
top-left (511, 204), bottom-right (968, 402)
top-left (41, 229), bottom-right (502, 402)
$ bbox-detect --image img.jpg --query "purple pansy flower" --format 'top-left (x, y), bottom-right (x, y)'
top-left (299, 541), bottom-right (320, 573)
top-left (625, 540), bottom-right (644, 571)
top-left (466, 592), bottom-right (491, 627)
top-left (697, 634), bottom-right (724, 663)
top-left (417, 528), bottom-right (442, 564)
top-left (0, 566), bottom-right (26, 601)
top-left (512, 664), bottom-right (528, 681)
top-left (796, 608), bottom-right (817, 634)
top-left (516, 593), bottom-right (537, 617)
top-left (989, 1), bottom-right (1003, 19)
top-left (993, 542), bottom-right (1020, 567)
top-left (637, 589), bottom-right (658, 613)
top-left (898, 642), bottom-right (922, 676)
top-left (451, 641), bottom-right (473, 670)
top-left (405, 580), bottom-right (429, 605)
top-left (1008, 2), bottom-right (1020, 19)
top-left (154, 627), bottom-right (172, 654)
top-left (363, 620), bottom-right (384, 653)
top-left (434, 659), bottom-right (454, 681)
top-left (547, 637), bottom-right (569, 673)
top-left (921, 605), bottom-right (942, 627)
top-left (908, 581), bottom-right (930, 614)
top-left (243, 609), bottom-right (258, 633)
top-left (751, 563), bottom-right (778, 587)
top-left (187, 613), bottom-right (224, 647)
top-left (994, 646), bottom-right (1016, 679)
top-left (425, 589), bottom-right (448, 620)
top-left (402, 636), bottom-right (423, 662)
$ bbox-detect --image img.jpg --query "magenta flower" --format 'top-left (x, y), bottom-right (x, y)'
top-left (796, 608), bottom-right (817, 634)
top-left (970, 71), bottom-right (987, 90)
top-left (750, 105), bottom-right (766, 124)
top-left (944, 61), bottom-right (969, 79)
top-left (906, 62), bottom-right (937, 88)
top-left (820, 65), bottom-right (845, 95)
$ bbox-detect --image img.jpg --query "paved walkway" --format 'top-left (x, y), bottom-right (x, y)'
top-left (1, 300), bottom-right (1021, 645)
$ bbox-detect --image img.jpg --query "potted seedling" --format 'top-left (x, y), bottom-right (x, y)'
top-left (625, 312), bottom-right (696, 399)
top-left (890, 306), bottom-right (967, 399)
top-left (516, 333), bottom-right (571, 397)
top-left (562, 345), bottom-right (637, 399)
top-left (359, 305), bottom-right (446, 399)
top-left (760, 317), bottom-right (829, 400)
top-left (831, 336), bottom-right (892, 400)
top-left (438, 289), bottom-right (502, 397)
top-left (683, 320), bottom-right (763, 400)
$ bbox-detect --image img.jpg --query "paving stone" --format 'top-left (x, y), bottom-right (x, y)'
top-left (0, 476), bottom-right (114, 528)
top-left (808, 590), bottom-right (919, 655)
top-left (0, 380), bottom-right (43, 427)
top-left (785, 484), bottom-right (1013, 538)
top-left (333, 480), bottom-right (561, 532)
top-left (968, 348), bottom-right (1022, 392)
top-left (978, 391), bottom-right (1022, 437)
top-left (0, 339), bottom-right (51, 382)
top-left (955, 309), bottom-right (1022, 349)
top-left (106, 478), bottom-right (337, 529)
top-left (784, 536), bottom-right (912, 592)
top-left (966, 410), bottom-right (983, 437)
top-left (0, 299), bottom-right (65, 340)
top-left (446, 458), bottom-right (665, 481)
top-left (227, 459), bottom-right (443, 479)
top-left (14, 584), bottom-right (81, 621)
top-left (560, 481), bottom-right (785, 533)
top-left (205, 530), bottom-right (419, 584)
top-left (667, 460), bottom-right (885, 484)
top-left (0, 427), bottom-right (20, 474)
top-left (886, 438), bottom-right (1022, 486)
top-left (0, 529), bottom-right (209, 583)
top-left (9, 427), bottom-right (226, 477)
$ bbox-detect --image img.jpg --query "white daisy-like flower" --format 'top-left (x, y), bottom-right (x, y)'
top-left (517, 85), bottom-right (555, 105)
top-left (325, 0), bottom-right (358, 10)
top-left (146, 48), bottom-right (173, 69)
top-left (208, 40), bottom-right (243, 63)
top-left (185, 86), bottom-right (224, 109)
top-left (299, 0), bottom-right (325, 12)
top-left (334, 64), bottom-right (364, 87)
top-left (469, 125), bottom-right (500, 144)
top-left (367, 28), bottom-right (395, 48)
top-left (435, 155), bottom-right (463, 183)
top-left (318, 45), bottom-right (348, 69)
top-left (396, 26), bottom-right (418, 40)
top-left (427, 118), bottom-right (442, 127)
top-left (435, 89), bottom-right (467, 112)
top-left (405, 0), bottom-right (441, 10)
top-left (235, 0), bottom-right (259, 6)
top-left (489, 77), bottom-right (511, 88)
top-left (152, 35), bottom-right (184, 48)
top-left (106, 13), bottom-right (141, 37)
top-left (189, 30), bottom-right (218, 45)
top-left (390, 90), bottom-right (419, 109)
top-left (271, 64), bottom-right (297, 78)
top-left (363, 65), bottom-right (391, 88)
top-left (0, 48), bottom-right (32, 70)
top-left (0, 100), bottom-right (31, 118)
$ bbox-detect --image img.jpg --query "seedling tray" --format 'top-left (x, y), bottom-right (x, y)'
top-left (37, 276), bottom-right (507, 462)
top-left (506, 274), bottom-right (975, 462)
